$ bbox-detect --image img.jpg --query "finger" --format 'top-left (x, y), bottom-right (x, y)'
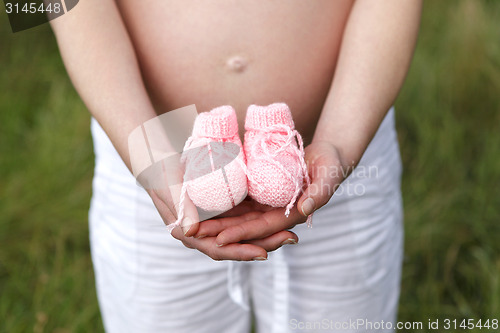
top-left (179, 193), bottom-right (200, 237)
top-left (172, 227), bottom-right (267, 261)
top-left (245, 230), bottom-right (298, 252)
top-left (204, 241), bottom-right (268, 261)
top-left (298, 149), bottom-right (343, 217)
top-left (194, 211), bottom-right (263, 239)
top-left (215, 207), bottom-right (306, 246)
top-left (160, 157), bottom-right (200, 236)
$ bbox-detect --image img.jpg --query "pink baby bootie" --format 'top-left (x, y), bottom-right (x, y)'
top-left (244, 103), bottom-right (311, 222)
top-left (176, 106), bottom-right (248, 225)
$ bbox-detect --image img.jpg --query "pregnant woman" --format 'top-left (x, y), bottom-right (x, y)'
top-left (51, 0), bottom-right (421, 332)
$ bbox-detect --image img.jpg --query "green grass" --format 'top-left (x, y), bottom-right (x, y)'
top-left (395, 0), bottom-right (500, 329)
top-left (1, 1), bottom-right (499, 332)
top-left (0, 9), bottom-right (100, 333)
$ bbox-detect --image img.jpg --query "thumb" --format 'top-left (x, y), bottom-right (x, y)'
top-left (162, 155), bottom-right (200, 237)
top-left (178, 194), bottom-right (200, 237)
top-left (298, 144), bottom-right (345, 217)
top-left (170, 181), bottom-right (200, 237)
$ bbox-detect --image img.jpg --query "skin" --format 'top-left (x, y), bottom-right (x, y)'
top-left (51, 0), bottom-right (422, 261)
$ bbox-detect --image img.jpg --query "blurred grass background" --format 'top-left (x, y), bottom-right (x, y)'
top-left (1, 0), bottom-right (499, 332)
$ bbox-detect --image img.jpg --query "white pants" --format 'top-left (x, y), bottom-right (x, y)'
top-left (89, 108), bottom-right (403, 333)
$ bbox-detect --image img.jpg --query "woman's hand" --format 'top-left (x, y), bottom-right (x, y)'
top-left (148, 183), bottom-right (298, 261)
top-left (191, 141), bottom-right (346, 245)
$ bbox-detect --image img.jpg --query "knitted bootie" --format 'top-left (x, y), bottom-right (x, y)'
top-left (244, 103), bottom-right (310, 220)
top-left (176, 106), bottom-right (247, 225)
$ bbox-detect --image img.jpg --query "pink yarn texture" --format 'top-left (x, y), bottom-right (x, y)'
top-left (176, 106), bottom-right (247, 226)
top-left (244, 103), bottom-right (311, 223)
top-left (173, 103), bottom-right (311, 230)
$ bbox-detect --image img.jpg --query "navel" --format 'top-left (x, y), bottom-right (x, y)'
top-left (226, 56), bottom-right (248, 73)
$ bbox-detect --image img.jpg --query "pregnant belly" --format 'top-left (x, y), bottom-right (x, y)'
top-left (116, 0), bottom-right (353, 142)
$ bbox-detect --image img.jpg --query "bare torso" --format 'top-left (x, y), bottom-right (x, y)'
top-left (116, 0), bottom-right (354, 143)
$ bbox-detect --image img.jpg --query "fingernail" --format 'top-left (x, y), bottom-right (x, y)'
top-left (182, 217), bottom-right (194, 236)
top-left (252, 257), bottom-right (267, 261)
top-left (216, 243), bottom-right (225, 247)
top-left (301, 197), bottom-right (315, 216)
top-left (196, 234), bottom-right (207, 239)
top-left (281, 238), bottom-right (297, 246)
